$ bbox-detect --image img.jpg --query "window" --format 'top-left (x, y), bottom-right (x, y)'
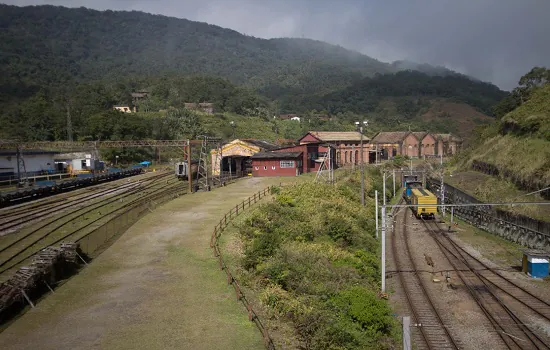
top-left (280, 160), bottom-right (295, 168)
top-left (272, 166), bottom-right (276, 170)
top-left (255, 166), bottom-right (259, 170)
top-left (263, 166), bottom-right (267, 170)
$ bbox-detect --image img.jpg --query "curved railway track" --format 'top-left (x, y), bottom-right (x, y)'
top-left (422, 219), bottom-right (550, 350)
top-left (0, 179), bottom-right (154, 232)
top-left (392, 204), bottom-right (461, 349)
top-left (0, 172), bottom-right (182, 278)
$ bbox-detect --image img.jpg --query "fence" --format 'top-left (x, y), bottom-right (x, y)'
top-left (210, 185), bottom-right (278, 350)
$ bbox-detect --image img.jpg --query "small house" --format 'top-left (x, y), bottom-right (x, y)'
top-left (54, 152), bottom-right (101, 173)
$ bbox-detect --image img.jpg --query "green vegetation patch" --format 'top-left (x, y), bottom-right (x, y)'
top-left (232, 173), bottom-right (397, 349)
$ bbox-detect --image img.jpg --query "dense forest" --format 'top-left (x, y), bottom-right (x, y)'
top-left (0, 4), bottom-right (509, 144)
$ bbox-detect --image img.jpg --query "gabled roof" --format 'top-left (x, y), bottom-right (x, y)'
top-left (251, 152), bottom-right (302, 159)
top-left (412, 131), bottom-right (428, 140)
top-left (304, 131), bottom-right (367, 142)
top-left (371, 131), bottom-right (411, 143)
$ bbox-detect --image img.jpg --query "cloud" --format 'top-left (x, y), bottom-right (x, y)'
top-left (2, 0), bottom-right (549, 90)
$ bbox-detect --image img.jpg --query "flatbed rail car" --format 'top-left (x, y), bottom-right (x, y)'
top-left (410, 188), bottom-right (437, 219)
top-left (0, 167), bottom-right (144, 208)
top-left (403, 180), bottom-right (424, 202)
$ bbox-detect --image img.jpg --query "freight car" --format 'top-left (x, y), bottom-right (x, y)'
top-left (410, 188), bottom-right (437, 219)
top-left (175, 160), bottom-right (199, 180)
top-left (403, 179), bottom-right (423, 202)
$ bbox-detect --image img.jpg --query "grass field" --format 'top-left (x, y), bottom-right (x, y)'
top-left (0, 176), bottom-right (298, 350)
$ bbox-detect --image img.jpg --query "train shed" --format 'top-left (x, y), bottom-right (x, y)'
top-left (210, 139), bottom-right (278, 177)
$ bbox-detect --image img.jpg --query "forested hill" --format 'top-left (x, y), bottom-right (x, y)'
top-left (0, 4), bottom-right (390, 97)
top-left (320, 70), bottom-right (507, 116)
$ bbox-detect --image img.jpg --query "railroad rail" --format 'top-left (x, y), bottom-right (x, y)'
top-left (0, 172), bottom-right (178, 278)
top-left (422, 219), bottom-right (550, 350)
top-left (392, 203), bottom-right (461, 349)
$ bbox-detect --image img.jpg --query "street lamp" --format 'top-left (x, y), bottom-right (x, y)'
top-left (230, 121), bottom-right (236, 139)
top-left (408, 145), bottom-right (413, 174)
top-left (355, 120), bottom-right (368, 207)
top-left (115, 155), bottom-right (119, 166)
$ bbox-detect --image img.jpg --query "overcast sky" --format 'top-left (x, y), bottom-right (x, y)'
top-left (3, 0), bottom-right (550, 90)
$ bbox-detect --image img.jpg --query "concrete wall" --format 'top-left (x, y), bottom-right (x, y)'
top-left (427, 179), bottom-right (550, 250)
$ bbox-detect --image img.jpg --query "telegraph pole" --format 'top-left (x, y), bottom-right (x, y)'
top-left (356, 121), bottom-right (368, 206)
top-left (381, 205), bottom-right (386, 292)
top-left (392, 169), bottom-right (396, 197)
top-left (375, 190), bottom-right (379, 239)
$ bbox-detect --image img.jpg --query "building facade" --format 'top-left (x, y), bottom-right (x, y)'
top-left (299, 131), bottom-right (369, 167)
top-left (251, 152), bottom-right (303, 177)
top-left (0, 150), bottom-right (58, 176)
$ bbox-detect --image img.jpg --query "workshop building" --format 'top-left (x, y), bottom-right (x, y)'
top-left (251, 152), bottom-right (303, 177)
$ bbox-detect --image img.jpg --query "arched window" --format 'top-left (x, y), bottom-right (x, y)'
top-left (355, 150), bottom-right (359, 164)
top-left (344, 151), bottom-right (348, 164)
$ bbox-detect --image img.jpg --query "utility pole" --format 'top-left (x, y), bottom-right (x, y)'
top-left (381, 205), bottom-right (386, 292)
top-left (392, 169), bottom-right (396, 197)
top-left (375, 190), bottom-right (379, 239)
top-left (383, 171), bottom-right (387, 206)
top-left (356, 121), bottom-right (367, 206)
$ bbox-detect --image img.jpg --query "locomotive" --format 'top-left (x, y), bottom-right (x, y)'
top-left (174, 160), bottom-right (199, 180)
top-left (403, 176), bottom-right (437, 219)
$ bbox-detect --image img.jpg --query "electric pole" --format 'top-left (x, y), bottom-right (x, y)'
top-left (356, 121), bottom-right (368, 206)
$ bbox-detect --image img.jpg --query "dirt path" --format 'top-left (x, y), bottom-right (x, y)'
top-left (0, 177), bottom-right (286, 350)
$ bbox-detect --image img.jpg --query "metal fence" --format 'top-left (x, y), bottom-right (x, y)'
top-left (210, 185), bottom-right (278, 350)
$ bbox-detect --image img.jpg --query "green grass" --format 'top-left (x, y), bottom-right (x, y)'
top-left (445, 171), bottom-right (550, 221)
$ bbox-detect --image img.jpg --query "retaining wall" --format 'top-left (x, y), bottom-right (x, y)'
top-left (427, 179), bottom-right (550, 250)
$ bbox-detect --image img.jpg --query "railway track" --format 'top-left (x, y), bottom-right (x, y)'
top-left (392, 204), bottom-right (461, 349)
top-left (422, 219), bottom-right (550, 350)
top-left (0, 180), bottom-right (149, 233)
top-left (0, 172), bottom-right (182, 279)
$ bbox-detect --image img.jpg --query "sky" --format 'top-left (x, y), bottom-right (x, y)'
top-left (3, 0), bottom-right (550, 90)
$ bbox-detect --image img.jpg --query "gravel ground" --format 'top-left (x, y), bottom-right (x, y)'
top-left (387, 207), bottom-right (506, 349)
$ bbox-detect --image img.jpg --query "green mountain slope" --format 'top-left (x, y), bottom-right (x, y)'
top-left (461, 83), bottom-right (550, 197)
top-left (0, 4), bottom-right (391, 98)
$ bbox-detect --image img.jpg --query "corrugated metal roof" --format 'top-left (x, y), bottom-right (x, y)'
top-left (55, 152), bottom-right (91, 160)
top-left (308, 131), bottom-right (368, 142)
top-left (371, 131), bottom-right (410, 143)
top-left (251, 152), bottom-right (302, 159)
top-left (0, 149), bottom-right (60, 156)
top-left (240, 139), bottom-right (279, 150)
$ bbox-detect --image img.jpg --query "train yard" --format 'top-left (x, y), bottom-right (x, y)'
top-left (0, 169), bottom-right (190, 321)
top-left (390, 197), bottom-right (550, 349)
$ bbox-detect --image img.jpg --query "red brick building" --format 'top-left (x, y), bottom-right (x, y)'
top-left (251, 152), bottom-right (303, 177)
top-left (299, 131), bottom-right (369, 167)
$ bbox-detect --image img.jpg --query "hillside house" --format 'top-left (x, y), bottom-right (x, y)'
top-left (279, 114), bottom-right (298, 120)
top-left (131, 90), bottom-right (150, 105)
top-left (290, 116), bottom-right (301, 122)
top-left (184, 103), bottom-right (214, 114)
top-left (113, 105), bottom-right (135, 113)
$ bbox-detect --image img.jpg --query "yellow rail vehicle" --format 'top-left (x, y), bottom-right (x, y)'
top-left (410, 188), bottom-right (437, 219)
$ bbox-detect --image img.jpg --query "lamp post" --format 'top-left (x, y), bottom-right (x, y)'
top-left (230, 121), bottom-right (236, 139)
top-left (408, 145), bottom-right (413, 174)
top-left (115, 155), bottom-right (119, 166)
top-left (355, 120), bottom-right (368, 207)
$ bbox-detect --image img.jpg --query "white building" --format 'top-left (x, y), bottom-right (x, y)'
top-left (290, 116), bottom-right (301, 122)
top-left (0, 150), bottom-right (58, 175)
top-left (55, 152), bottom-right (100, 172)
